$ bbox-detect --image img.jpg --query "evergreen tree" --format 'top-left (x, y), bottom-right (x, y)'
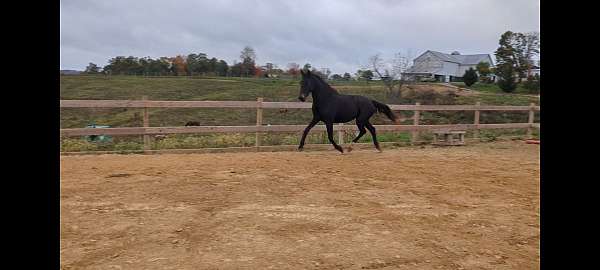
top-left (357, 69), bottom-right (374, 81)
top-left (495, 31), bottom-right (518, 92)
top-left (215, 60), bottom-right (228, 76)
top-left (463, 68), bottom-right (478, 87)
top-left (496, 64), bottom-right (517, 92)
top-left (84, 62), bottom-right (100, 74)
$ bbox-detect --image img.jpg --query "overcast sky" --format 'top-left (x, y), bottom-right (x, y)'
top-left (60, 0), bottom-right (540, 74)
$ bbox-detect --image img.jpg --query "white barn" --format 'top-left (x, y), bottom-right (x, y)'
top-left (402, 50), bottom-right (495, 82)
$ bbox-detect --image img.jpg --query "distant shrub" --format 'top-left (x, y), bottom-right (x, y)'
top-left (522, 74), bottom-right (540, 94)
top-left (496, 65), bottom-right (517, 93)
top-left (463, 68), bottom-right (478, 87)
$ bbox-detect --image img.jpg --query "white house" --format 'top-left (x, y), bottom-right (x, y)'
top-left (402, 50), bottom-right (495, 82)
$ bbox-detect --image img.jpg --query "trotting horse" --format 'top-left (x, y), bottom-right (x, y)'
top-left (297, 69), bottom-right (399, 153)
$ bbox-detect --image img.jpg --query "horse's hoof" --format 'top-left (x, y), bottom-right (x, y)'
top-left (297, 147), bottom-right (304, 152)
top-left (376, 148), bottom-right (383, 153)
top-left (346, 147), bottom-right (353, 153)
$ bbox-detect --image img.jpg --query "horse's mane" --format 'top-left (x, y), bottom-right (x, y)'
top-left (311, 74), bottom-right (338, 93)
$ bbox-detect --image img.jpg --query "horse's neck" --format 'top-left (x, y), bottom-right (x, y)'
top-left (312, 81), bottom-right (337, 103)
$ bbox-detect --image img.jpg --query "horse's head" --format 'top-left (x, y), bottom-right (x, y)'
top-left (298, 69), bottom-right (314, 102)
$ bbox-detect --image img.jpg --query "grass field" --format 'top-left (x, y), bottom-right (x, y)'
top-left (450, 82), bottom-right (537, 95)
top-left (60, 75), bottom-right (540, 152)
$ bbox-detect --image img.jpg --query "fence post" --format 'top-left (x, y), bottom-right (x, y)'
top-left (255, 97), bottom-right (263, 149)
top-left (411, 102), bottom-right (420, 144)
top-left (338, 123), bottom-right (344, 145)
top-left (474, 101), bottom-right (481, 139)
top-left (527, 102), bottom-right (535, 138)
top-left (142, 96), bottom-right (150, 151)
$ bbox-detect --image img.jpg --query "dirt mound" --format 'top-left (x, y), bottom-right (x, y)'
top-left (405, 83), bottom-right (479, 97)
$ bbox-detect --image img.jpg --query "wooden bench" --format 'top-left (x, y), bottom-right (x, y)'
top-left (432, 130), bottom-right (466, 146)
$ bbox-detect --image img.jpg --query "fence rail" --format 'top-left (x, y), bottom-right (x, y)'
top-left (60, 123), bottom-right (534, 137)
top-left (61, 98), bottom-right (540, 149)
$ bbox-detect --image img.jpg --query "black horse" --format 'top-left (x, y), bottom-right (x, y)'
top-left (297, 69), bottom-right (398, 153)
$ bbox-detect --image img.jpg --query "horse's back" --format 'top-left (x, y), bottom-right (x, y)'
top-left (330, 94), bottom-right (376, 123)
top-left (346, 94), bottom-right (376, 111)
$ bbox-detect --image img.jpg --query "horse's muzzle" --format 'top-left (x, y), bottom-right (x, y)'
top-left (298, 96), bottom-right (306, 102)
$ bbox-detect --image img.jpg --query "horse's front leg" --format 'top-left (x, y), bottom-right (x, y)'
top-left (298, 117), bottom-right (320, 151)
top-left (325, 121), bottom-right (344, 154)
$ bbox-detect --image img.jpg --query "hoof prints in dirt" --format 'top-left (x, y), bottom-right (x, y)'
top-left (60, 141), bottom-right (540, 270)
top-left (106, 173), bottom-right (133, 178)
top-left (361, 258), bottom-right (421, 269)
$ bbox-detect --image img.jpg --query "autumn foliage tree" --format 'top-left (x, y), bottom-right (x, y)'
top-left (170, 55), bottom-right (188, 76)
top-left (254, 66), bottom-right (264, 78)
top-left (102, 52), bottom-right (229, 76)
top-left (287, 63), bottom-right (300, 78)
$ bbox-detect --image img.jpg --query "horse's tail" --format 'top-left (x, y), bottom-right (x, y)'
top-left (371, 100), bottom-right (399, 123)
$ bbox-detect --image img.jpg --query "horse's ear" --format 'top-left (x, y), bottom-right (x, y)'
top-left (306, 69), bottom-right (311, 76)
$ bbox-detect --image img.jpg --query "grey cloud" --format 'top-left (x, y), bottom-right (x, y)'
top-left (60, 0), bottom-right (539, 74)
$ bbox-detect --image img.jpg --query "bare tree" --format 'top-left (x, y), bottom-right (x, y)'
top-left (240, 46), bottom-right (256, 77)
top-left (391, 50), bottom-right (413, 94)
top-left (368, 54), bottom-right (390, 87)
top-left (368, 50), bottom-right (414, 99)
top-left (521, 31), bottom-right (540, 77)
top-left (287, 62), bottom-right (300, 78)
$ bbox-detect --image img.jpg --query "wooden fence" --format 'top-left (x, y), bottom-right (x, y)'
top-left (60, 97), bottom-right (540, 150)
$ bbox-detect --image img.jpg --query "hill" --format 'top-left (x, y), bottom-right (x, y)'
top-left (60, 75), bottom-right (539, 151)
top-left (60, 70), bottom-right (82, 75)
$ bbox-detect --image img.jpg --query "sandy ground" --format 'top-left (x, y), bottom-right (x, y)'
top-left (60, 141), bottom-right (539, 269)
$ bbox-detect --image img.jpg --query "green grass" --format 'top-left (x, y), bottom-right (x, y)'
top-left (60, 75), bottom-right (540, 152)
top-left (451, 82), bottom-right (537, 95)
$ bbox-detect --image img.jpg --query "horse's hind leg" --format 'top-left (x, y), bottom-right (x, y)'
top-left (347, 123), bottom-right (367, 152)
top-left (325, 121), bottom-right (344, 153)
top-left (365, 122), bottom-right (382, 152)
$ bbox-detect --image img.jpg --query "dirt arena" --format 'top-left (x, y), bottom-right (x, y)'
top-left (60, 141), bottom-right (540, 269)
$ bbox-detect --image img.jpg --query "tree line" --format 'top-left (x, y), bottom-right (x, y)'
top-left (82, 46), bottom-right (339, 80)
top-left (80, 31), bottom-right (540, 95)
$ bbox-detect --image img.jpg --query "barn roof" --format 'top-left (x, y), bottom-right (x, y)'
top-left (425, 50), bottom-right (493, 65)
